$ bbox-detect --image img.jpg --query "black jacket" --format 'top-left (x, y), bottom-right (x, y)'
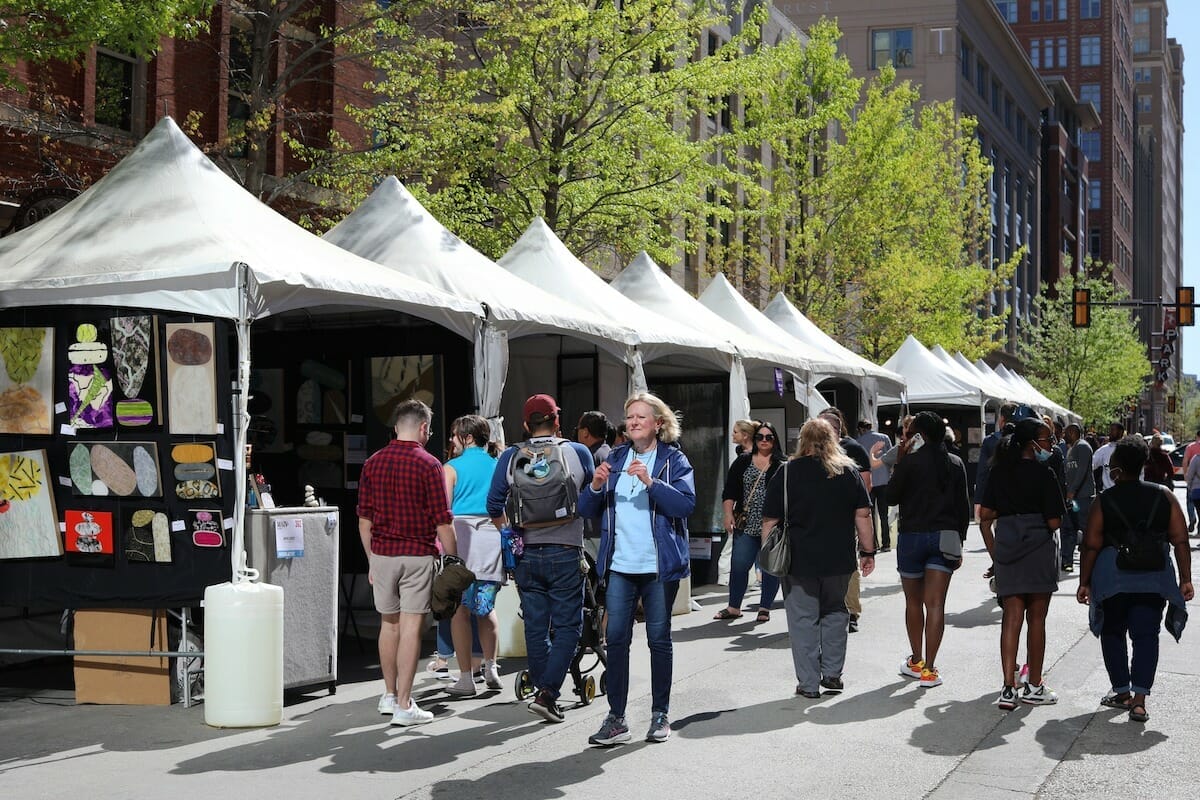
top-left (722, 453), bottom-right (783, 516)
top-left (886, 445), bottom-right (971, 540)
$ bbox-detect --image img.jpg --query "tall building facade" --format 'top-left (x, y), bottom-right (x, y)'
top-left (779, 0), bottom-right (1051, 359)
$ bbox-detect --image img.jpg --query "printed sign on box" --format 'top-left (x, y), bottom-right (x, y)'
top-left (274, 517), bottom-right (305, 558)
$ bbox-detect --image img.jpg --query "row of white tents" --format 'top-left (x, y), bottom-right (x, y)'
top-left (0, 117), bottom-right (1074, 571)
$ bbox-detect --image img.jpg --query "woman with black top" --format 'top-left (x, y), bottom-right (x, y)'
top-left (885, 411), bottom-right (970, 690)
top-left (979, 418), bottom-right (1065, 710)
top-left (1078, 435), bottom-right (1193, 723)
top-left (716, 421), bottom-right (784, 622)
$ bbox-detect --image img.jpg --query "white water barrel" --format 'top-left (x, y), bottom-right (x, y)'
top-left (494, 583), bottom-right (526, 657)
top-left (204, 581), bottom-right (284, 727)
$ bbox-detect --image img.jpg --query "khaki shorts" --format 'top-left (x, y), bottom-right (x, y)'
top-left (369, 552), bottom-right (435, 615)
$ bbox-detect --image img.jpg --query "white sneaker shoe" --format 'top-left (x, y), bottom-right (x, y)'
top-left (1021, 683), bottom-right (1058, 706)
top-left (445, 676), bottom-right (478, 697)
top-left (377, 692), bottom-right (396, 715)
top-left (390, 700), bottom-right (434, 726)
top-left (482, 661), bottom-right (502, 690)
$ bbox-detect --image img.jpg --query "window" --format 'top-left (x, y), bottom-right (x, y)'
top-left (1031, 1), bottom-right (1039, 22)
top-left (1005, 96), bottom-right (1014, 131)
top-left (95, 49), bottom-right (136, 131)
top-left (1081, 0), bottom-right (1100, 20)
top-left (992, 80), bottom-right (1001, 115)
top-left (995, 1), bottom-right (1018, 23)
top-left (1043, 38), bottom-right (1054, 67)
top-left (1080, 130), bottom-right (1101, 161)
top-left (1137, 94), bottom-right (1152, 112)
top-left (1088, 181), bottom-right (1101, 210)
top-left (871, 28), bottom-right (914, 69)
top-left (1133, 38), bottom-right (1150, 55)
top-left (1080, 36), bottom-right (1100, 66)
top-left (961, 41), bottom-right (972, 80)
top-left (1134, 67), bottom-right (1152, 82)
top-left (1058, 38), bottom-right (1067, 67)
top-left (1058, 0), bottom-right (1067, 19)
top-left (1017, 113), bottom-right (1027, 147)
top-left (1133, 7), bottom-right (1150, 24)
top-left (1079, 83), bottom-right (1101, 111)
top-left (977, 62), bottom-right (988, 96)
top-left (1088, 228), bottom-right (1101, 259)
top-left (1030, 39), bottom-right (1041, 68)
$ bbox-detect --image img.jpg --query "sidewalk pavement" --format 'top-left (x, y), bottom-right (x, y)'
top-left (0, 526), bottom-right (1196, 800)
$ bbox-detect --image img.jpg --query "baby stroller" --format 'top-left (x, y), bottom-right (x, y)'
top-left (514, 550), bottom-right (608, 706)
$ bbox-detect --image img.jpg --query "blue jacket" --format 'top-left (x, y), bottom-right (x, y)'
top-left (1088, 545), bottom-right (1189, 642)
top-left (577, 441), bottom-right (696, 583)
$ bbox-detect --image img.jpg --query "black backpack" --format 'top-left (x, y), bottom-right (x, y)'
top-left (1101, 486), bottom-right (1168, 572)
top-left (505, 439), bottom-right (581, 529)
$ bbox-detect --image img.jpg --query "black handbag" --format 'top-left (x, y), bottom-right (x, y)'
top-left (1102, 489), bottom-right (1167, 572)
top-left (759, 462), bottom-right (790, 577)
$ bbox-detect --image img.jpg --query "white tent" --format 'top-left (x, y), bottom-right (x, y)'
top-left (762, 292), bottom-right (906, 422)
top-left (323, 179), bottom-right (642, 431)
top-left (0, 116), bottom-right (485, 583)
top-left (929, 345), bottom-right (1006, 405)
top-left (497, 218), bottom-right (735, 370)
top-left (881, 336), bottom-right (985, 407)
top-left (950, 352), bottom-right (1017, 405)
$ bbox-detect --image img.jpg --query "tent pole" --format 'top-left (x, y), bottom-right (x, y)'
top-left (231, 262), bottom-right (254, 583)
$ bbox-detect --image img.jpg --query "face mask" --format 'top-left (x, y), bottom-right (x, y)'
top-left (1035, 447), bottom-right (1051, 463)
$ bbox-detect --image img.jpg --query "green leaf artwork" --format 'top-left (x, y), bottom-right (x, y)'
top-left (0, 328), bottom-right (46, 384)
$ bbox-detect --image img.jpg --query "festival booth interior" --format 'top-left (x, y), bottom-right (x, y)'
top-left (0, 118), bottom-right (485, 685)
top-left (762, 292), bottom-right (906, 430)
top-left (880, 336), bottom-right (990, 484)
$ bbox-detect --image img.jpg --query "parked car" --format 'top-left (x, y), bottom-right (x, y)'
top-left (1169, 444), bottom-right (1185, 484)
top-left (1144, 433), bottom-right (1176, 449)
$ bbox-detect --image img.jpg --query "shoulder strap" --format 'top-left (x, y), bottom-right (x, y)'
top-left (783, 461), bottom-right (789, 520)
top-left (1102, 486), bottom-right (1163, 542)
top-left (745, 466), bottom-right (767, 502)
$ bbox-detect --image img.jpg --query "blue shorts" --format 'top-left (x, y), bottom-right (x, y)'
top-left (896, 532), bottom-right (955, 579)
top-left (462, 580), bottom-right (501, 616)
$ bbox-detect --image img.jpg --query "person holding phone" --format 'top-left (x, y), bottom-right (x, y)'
top-left (886, 412), bottom-right (970, 690)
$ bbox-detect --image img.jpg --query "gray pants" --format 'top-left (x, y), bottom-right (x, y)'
top-left (783, 573), bottom-right (853, 693)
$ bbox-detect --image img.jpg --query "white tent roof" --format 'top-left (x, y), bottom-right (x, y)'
top-left (881, 336), bottom-right (983, 407)
top-left (763, 293), bottom-right (905, 396)
top-left (929, 345), bottom-right (1005, 404)
top-left (323, 178), bottom-right (635, 353)
top-left (610, 253), bottom-right (812, 378)
top-left (698, 275), bottom-right (851, 379)
top-left (0, 118), bottom-right (483, 333)
top-left (496, 218), bottom-right (733, 368)
top-left (992, 364), bottom-right (1070, 419)
top-left (949, 351), bottom-right (1018, 404)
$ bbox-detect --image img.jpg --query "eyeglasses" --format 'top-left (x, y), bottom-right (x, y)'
top-left (754, 433), bottom-right (775, 441)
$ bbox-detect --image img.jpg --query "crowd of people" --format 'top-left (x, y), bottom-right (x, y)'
top-left (355, 393), bottom-right (1193, 744)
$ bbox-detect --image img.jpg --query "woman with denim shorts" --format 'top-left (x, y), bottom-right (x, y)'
top-left (885, 411), bottom-right (970, 690)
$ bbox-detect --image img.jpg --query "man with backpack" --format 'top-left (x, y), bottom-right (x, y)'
top-left (488, 394), bottom-right (594, 723)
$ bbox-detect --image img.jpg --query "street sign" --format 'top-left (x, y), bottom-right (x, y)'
top-left (1158, 357), bottom-right (1172, 370)
top-left (1165, 327), bottom-right (1179, 341)
top-left (1156, 368), bottom-right (1170, 383)
top-left (1162, 341), bottom-right (1176, 358)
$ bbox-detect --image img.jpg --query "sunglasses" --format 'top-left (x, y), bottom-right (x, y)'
top-left (754, 433), bottom-right (776, 441)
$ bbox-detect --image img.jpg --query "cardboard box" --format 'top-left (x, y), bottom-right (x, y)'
top-left (73, 609), bottom-right (171, 705)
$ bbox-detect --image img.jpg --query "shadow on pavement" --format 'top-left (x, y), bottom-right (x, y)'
top-left (945, 597), bottom-right (1003, 629)
top-left (1038, 711), bottom-right (1168, 759)
top-left (908, 692), bottom-right (1022, 755)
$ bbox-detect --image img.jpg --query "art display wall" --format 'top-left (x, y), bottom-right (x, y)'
top-left (0, 306), bottom-right (234, 608)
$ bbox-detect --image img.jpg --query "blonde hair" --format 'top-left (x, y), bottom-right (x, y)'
top-left (625, 392), bottom-right (681, 443)
top-left (733, 419), bottom-right (758, 440)
top-left (793, 418), bottom-right (856, 477)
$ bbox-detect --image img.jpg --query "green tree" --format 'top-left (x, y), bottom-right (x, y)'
top-left (729, 19), bottom-right (1009, 361)
top-left (1163, 378), bottom-right (1200, 440)
top-left (323, 0), bottom-right (755, 262)
top-left (1023, 265), bottom-right (1148, 426)
top-left (0, 0), bottom-right (213, 84)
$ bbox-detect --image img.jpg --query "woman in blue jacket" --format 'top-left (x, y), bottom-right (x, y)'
top-left (579, 392), bottom-right (695, 747)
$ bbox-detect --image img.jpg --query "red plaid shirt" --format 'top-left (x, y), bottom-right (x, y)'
top-left (356, 440), bottom-right (452, 557)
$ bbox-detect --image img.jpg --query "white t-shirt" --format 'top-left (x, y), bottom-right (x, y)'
top-left (1092, 442), bottom-right (1115, 491)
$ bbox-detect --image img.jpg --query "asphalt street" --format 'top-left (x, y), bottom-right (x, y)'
top-left (0, 515), bottom-right (1197, 800)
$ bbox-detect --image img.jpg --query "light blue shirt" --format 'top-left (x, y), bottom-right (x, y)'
top-left (611, 448), bottom-right (658, 574)
top-left (447, 447), bottom-right (497, 516)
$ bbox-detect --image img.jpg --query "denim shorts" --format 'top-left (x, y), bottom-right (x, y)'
top-left (896, 532), bottom-right (955, 579)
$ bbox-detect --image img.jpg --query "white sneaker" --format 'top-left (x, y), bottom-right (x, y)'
top-left (445, 676), bottom-right (478, 697)
top-left (482, 661), bottom-right (502, 690)
top-left (1021, 683), bottom-right (1058, 706)
top-left (377, 692), bottom-right (397, 715)
top-left (390, 700), bottom-right (434, 726)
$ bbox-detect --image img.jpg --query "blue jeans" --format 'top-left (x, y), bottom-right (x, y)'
top-left (436, 616), bottom-right (482, 659)
top-left (513, 545), bottom-right (585, 700)
top-left (1100, 593), bottom-right (1166, 695)
top-left (604, 571), bottom-right (679, 717)
top-left (728, 532), bottom-right (780, 610)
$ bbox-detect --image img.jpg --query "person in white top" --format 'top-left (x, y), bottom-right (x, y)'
top-left (1091, 423), bottom-right (1126, 492)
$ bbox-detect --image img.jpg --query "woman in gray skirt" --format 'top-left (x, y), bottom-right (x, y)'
top-left (979, 418), bottom-right (1065, 710)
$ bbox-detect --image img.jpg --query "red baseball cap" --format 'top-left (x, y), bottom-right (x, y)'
top-left (523, 394), bottom-right (559, 425)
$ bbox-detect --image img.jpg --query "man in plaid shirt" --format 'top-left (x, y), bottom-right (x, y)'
top-left (358, 399), bottom-right (457, 727)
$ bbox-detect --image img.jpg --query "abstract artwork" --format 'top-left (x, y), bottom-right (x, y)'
top-left (295, 359), bottom-right (346, 425)
top-left (165, 322), bottom-right (218, 435)
top-left (187, 509), bottom-right (225, 548)
top-left (367, 355), bottom-right (443, 456)
top-left (248, 368), bottom-right (288, 453)
top-left (0, 450), bottom-right (62, 559)
top-left (66, 323), bottom-right (115, 429)
top-left (0, 327), bottom-right (53, 435)
top-left (68, 441), bottom-right (162, 497)
top-left (64, 510), bottom-right (115, 554)
top-left (110, 315), bottom-right (161, 427)
top-left (123, 508), bottom-right (172, 563)
top-left (171, 442), bottom-right (220, 499)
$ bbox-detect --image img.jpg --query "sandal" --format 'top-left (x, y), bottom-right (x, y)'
top-left (756, 610), bottom-right (771, 623)
top-left (713, 608), bottom-right (743, 620)
top-left (1129, 704), bottom-right (1150, 723)
top-left (1100, 691), bottom-right (1132, 709)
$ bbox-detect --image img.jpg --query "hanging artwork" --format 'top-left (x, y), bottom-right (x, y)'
top-left (187, 509), bottom-right (225, 548)
top-left (0, 450), bottom-right (62, 559)
top-left (66, 323), bottom-right (115, 429)
top-left (170, 442), bottom-right (221, 499)
top-left (110, 315), bottom-right (161, 427)
top-left (295, 359), bottom-right (347, 425)
top-left (123, 508), bottom-right (172, 563)
top-left (68, 441), bottom-right (162, 498)
top-left (248, 368), bottom-right (288, 453)
top-left (165, 322), bottom-right (218, 435)
top-left (0, 327), bottom-right (54, 435)
top-left (297, 430), bottom-right (342, 489)
top-left (64, 510), bottom-right (115, 554)
top-left (367, 355), bottom-right (443, 456)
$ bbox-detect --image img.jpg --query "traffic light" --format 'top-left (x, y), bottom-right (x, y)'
top-left (1072, 288), bottom-right (1091, 328)
top-left (1168, 395), bottom-right (1177, 413)
top-left (1178, 286), bottom-right (1195, 326)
